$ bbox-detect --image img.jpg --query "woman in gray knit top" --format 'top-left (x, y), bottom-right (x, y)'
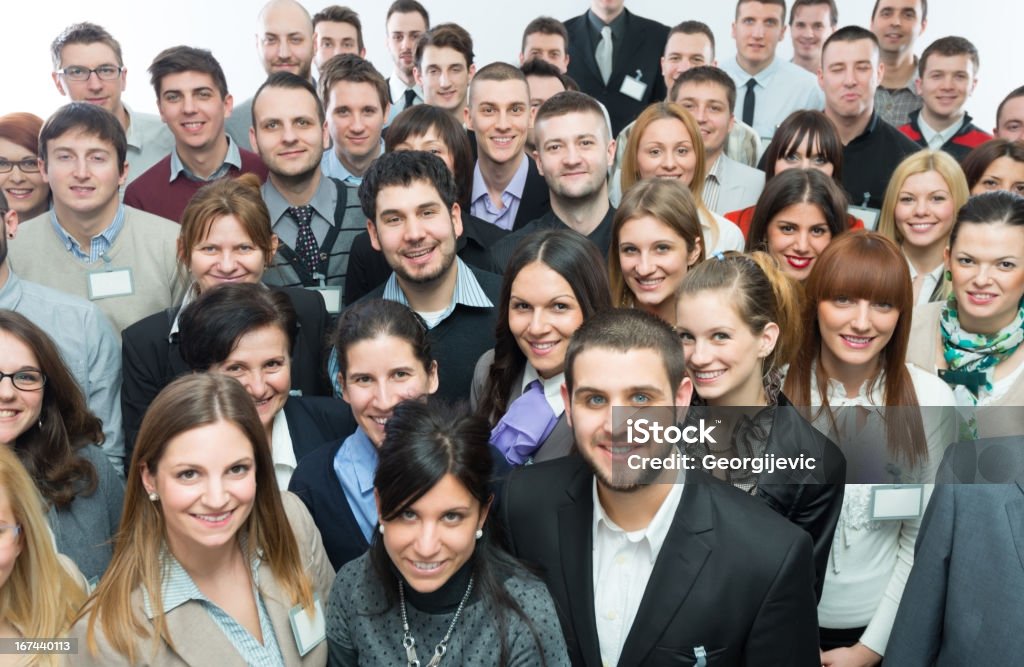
top-left (326, 400), bottom-right (570, 667)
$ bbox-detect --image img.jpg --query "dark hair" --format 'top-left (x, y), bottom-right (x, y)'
top-left (386, 0), bottom-right (429, 26)
top-left (331, 298), bottom-right (432, 381)
top-left (313, 5), bottom-right (364, 53)
top-left (746, 168), bottom-right (849, 255)
top-left (996, 85), bottom-right (1024, 129)
top-left (39, 103), bottom-right (127, 173)
top-left (478, 230), bottom-right (612, 422)
top-left (949, 190), bottom-right (1024, 250)
top-left (735, 0), bottom-right (787, 20)
top-left (359, 150), bottom-right (458, 221)
top-left (520, 58), bottom-right (575, 92)
top-left (50, 22), bottom-right (123, 69)
top-left (253, 71), bottom-right (325, 128)
top-left (564, 308), bottom-right (685, 397)
top-left (533, 90), bottom-right (609, 140)
top-left (319, 53), bottom-right (389, 111)
top-left (673, 66), bottom-right (737, 113)
top-left (0, 310), bottom-right (99, 508)
top-left (871, 0), bottom-right (928, 22)
top-left (385, 104), bottom-right (473, 210)
top-left (822, 25), bottom-right (879, 60)
top-left (370, 400), bottom-right (550, 665)
top-left (961, 139), bottom-right (1024, 191)
top-left (759, 109), bottom-right (845, 180)
top-left (520, 16), bottom-right (569, 54)
top-left (415, 23), bottom-right (475, 69)
top-left (0, 113), bottom-right (44, 157)
top-left (178, 283), bottom-right (298, 370)
top-left (668, 21), bottom-right (716, 57)
top-left (469, 62), bottom-right (529, 108)
top-left (919, 36), bottom-right (979, 77)
top-left (789, 0), bottom-right (838, 25)
top-left (148, 46), bottom-right (229, 99)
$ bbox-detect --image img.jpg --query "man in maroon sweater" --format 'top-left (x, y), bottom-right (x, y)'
top-left (124, 46), bottom-right (267, 222)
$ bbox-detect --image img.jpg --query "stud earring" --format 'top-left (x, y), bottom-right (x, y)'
top-left (148, 491), bottom-right (159, 502)
top-left (475, 529), bottom-right (483, 540)
top-left (378, 524), bottom-right (385, 535)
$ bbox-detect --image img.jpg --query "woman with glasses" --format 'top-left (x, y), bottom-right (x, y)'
top-left (0, 113), bottom-right (48, 221)
top-left (0, 310), bottom-right (124, 581)
top-left (0, 445), bottom-right (87, 665)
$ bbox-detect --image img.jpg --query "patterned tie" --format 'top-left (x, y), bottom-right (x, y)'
top-left (596, 26), bottom-right (613, 85)
top-left (490, 380), bottom-right (559, 465)
top-left (742, 78), bottom-right (757, 127)
top-left (286, 205), bottom-right (319, 276)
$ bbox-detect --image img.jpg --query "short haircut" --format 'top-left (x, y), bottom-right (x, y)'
top-left (148, 46), bottom-right (229, 99)
top-left (358, 150), bottom-right (458, 222)
top-left (385, 104), bottom-right (474, 209)
top-left (822, 25), bottom-right (879, 59)
top-left (318, 53), bottom-right (389, 111)
top-left (534, 90), bottom-right (610, 140)
top-left (919, 36), bottom-right (979, 77)
top-left (564, 308), bottom-right (686, 398)
top-left (0, 113), bottom-right (44, 157)
top-left (672, 66), bottom-right (737, 113)
top-left (789, 0), bottom-right (838, 26)
top-left (997, 86), bottom-right (1024, 128)
top-left (735, 0), bottom-right (787, 20)
top-left (668, 21), bottom-right (716, 58)
top-left (253, 71), bottom-right (325, 127)
top-left (871, 0), bottom-right (928, 22)
top-left (39, 102), bottom-right (127, 172)
top-left (50, 22), bottom-right (123, 70)
top-left (469, 61), bottom-right (528, 107)
top-left (386, 0), bottom-right (429, 26)
top-left (313, 5), bottom-right (365, 53)
top-left (520, 16), bottom-right (569, 54)
top-left (521, 58), bottom-right (577, 92)
top-left (414, 23), bottom-right (474, 69)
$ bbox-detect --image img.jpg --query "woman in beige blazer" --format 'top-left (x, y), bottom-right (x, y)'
top-left (70, 374), bottom-right (333, 666)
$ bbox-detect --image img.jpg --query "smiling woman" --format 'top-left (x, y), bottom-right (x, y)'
top-left (0, 113), bottom-right (49, 222)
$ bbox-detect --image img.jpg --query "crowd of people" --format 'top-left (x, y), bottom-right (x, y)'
top-left (1, 0), bottom-right (1023, 664)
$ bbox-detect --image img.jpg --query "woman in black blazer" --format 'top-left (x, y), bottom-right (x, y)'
top-left (121, 176), bottom-right (331, 459)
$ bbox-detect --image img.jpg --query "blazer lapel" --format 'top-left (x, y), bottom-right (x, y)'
top-left (617, 479), bottom-right (714, 666)
top-left (260, 566), bottom-right (306, 666)
top-left (610, 11), bottom-right (646, 84)
top-left (164, 601), bottom-right (247, 666)
top-left (1007, 482), bottom-right (1024, 573)
top-left (571, 18), bottom-right (604, 86)
top-left (558, 465), bottom-right (603, 666)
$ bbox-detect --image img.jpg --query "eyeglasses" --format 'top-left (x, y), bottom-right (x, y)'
top-left (0, 370), bottom-right (46, 391)
top-left (0, 523), bottom-right (21, 546)
top-left (0, 158), bottom-right (40, 174)
top-left (57, 65), bottom-right (123, 82)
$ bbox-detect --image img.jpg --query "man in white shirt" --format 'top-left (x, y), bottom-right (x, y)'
top-left (384, 0), bottom-right (429, 122)
top-left (414, 24), bottom-right (476, 125)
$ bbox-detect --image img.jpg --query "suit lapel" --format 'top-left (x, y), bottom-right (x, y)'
top-left (164, 601), bottom-right (247, 666)
top-left (558, 465), bottom-right (603, 666)
top-left (571, 17), bottom-right (604, 86)
top-left (610, 11), bottom-right (645, 84)
top-left (617, 479), bottom-right (714, 666)
top-left (1007, 482), bottom-right (1024, 573)
top-left (260, 566), bottom-right (306, 666)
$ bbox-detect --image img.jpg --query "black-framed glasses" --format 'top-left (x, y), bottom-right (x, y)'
top-left (0, 370), bottom-right (46, 391)
top-left (0, 158), bottom-right (40, 174)
top-left (57, 65), bottom-right (123, 81)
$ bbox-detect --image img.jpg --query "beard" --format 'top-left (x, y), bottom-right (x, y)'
top-left (392, 239), bottom-right (458, 286)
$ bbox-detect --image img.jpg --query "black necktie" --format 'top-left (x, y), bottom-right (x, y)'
top-left (403, 88), bottom-right (417, 110)
top-left (742, 79), bottom-right (757, 126)
top-left (286, 205), bottom-right (319, 276)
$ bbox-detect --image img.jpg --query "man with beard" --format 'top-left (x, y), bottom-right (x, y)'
top-left (355, 150), bottom-right (500, 403)
top-left (501, 307), bottom-right (821, 667)
top-left (250, 73), bottom-right (362, 306)
top-left (490, 90), bottom-right (613, 270)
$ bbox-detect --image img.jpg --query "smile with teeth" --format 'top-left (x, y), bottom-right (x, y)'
top-left (840, 334), bottom-right (873, 348)
top-left (182, 122), bottom-right (204, 131)
top-left (193, 510), bottom-right (232, 523)
top-left (692, 369), bottom-right (726, 382)
top-left (906, 222), bottom-right (936, 230)
top-left (785, 255), bottom-right (812, 268)
top-left (370, 416), bottom-right (389, 426)
top-left (5, 188), bottom-right (34, 197)
top-left (411, 560), bottom-right (444, 571)
top-left (491, 136), bottom-right (515, 147)
top-left (528, 341), bottom-right (558, 354)
top-left (967, 291), bottom-right (996, 303)
top-left (0, 409), bottom-right (21, 418)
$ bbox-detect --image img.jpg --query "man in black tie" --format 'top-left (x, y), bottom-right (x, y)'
top-left (384, 0), bottom-right (429, 123)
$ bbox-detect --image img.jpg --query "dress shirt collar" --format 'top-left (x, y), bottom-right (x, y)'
top-left (388, 74), bottom-right (423, 105)
top-left (270, 408), bottom-right (297, 488)
top-left (49, 203), bottom-right (126, 262)
top-left (321, 143), bottom-right (383, 185)
top-left (591, 474), bottom-right (684, 564)
top-left (144, 543), bottom-right (262, 618)
top-left (917, 113), bottom-right (965, 149)
top-left (169, 135), bottom-right (241, 183)
top-left (470, 153), bottom-right (529, 206)
top-left (262, 171), bottom-right (337, 228)
top-left (730, 52), bottom-right (782, 84)
top-left (522, 365), bottom-right (567, 416)
top-left (0, 268), bottom-right (22, 307)
top-left (586, 7), bottom-right (628, 41)
top-left (341, 427), bottom-right (379, 494)
top-left (382, 256), bottom-right (494, 326)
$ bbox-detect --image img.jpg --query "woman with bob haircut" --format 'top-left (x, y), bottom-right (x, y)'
top-left (608, 178), bottom-right (705, 324)
top-left (617, 102), bottom-right (744, 253)
top-left (0, 445), bottom-right (87, 664)
top-left (290, 298), bottom-right (440, 570)
top-left (122, 174), bottom-right (330, 453)
top-left (72, 373), bottom-right (334, 666)
top-left (745, 168), bottom-right (849, 282)
top-left (0, 310), bottom-right (123, 581)
top-left (877, 150), bottom-right (970, 305)
top-left (0, 112), bottom-right (48, 221)
top-left (344, 105), bottom-right (508, 305)
top-left (907, 191), bottom-right (1024, 420)
top-left (326, 400), bottom-right (570, 666)
top-left (473, 229), bottom-right (612, 464)
top-left (961, 138), bottom-right (1024, 196)
top-left (178, 283), bottom-right (353, 490)
top-left (783, 232), bottom-right (956, 663)
top-left (675, 251), bottom-right (845, 599)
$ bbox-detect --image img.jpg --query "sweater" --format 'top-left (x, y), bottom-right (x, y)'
top-left (898, 110), bottom-right (993, 162)
top-left (123, 149), bottom-right (268, 222)
top-left (7, 207), bottom-right (185, 335)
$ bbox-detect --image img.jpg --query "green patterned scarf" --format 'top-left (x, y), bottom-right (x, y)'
top-left (939, 296), bottom-right (1024, 400)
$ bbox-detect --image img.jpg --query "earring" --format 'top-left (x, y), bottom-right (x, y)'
top-left (378, 524), bottom-right (385, 535)
top-left (944, 270), bottom-right (953, 281)
top-left (148, 491), bottom-right (159, 502)
top-left (475, 529), bottom-right (483, 540)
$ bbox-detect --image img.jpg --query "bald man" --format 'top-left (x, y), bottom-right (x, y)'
top-left (226, 0), bottom-right (315, 148)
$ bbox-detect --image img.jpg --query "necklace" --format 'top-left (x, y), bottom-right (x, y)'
top-left (399, 575), bottom-right (475, 667)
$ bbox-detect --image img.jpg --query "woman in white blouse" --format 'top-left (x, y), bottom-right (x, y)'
top-left (783, 232), bottom-right (957, 666)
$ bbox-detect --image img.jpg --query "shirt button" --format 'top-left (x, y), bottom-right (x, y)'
top-left (615, 555), bottom-right (627, 565)
top-left (606, 611), bottom-right (618, 620)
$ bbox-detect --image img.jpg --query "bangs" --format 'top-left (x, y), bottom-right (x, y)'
top-left (812, 235), bottom-right (912, 311)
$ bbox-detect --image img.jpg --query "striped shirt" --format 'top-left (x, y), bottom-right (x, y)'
top-left (49, 204), bottom-right (126, 264)
top-left (703, 155), bottom-right (725, 213)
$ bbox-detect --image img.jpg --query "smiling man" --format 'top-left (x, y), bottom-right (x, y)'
top-left (501, 307), bottom-right (821, 666)
top-left (414, 24), bottom-right (476, 124)
top-left (125, 47), bottom-right (267, 223)
top-left (356, 150), bottom-right (500, 403)
top-left (870, 0), bottom-right (927, 126)
top-left (320, 54), bottom-right (390, 188)
top-left (789, 0), bottom-right (838, 73)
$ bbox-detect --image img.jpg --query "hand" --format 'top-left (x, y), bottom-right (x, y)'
top-left (820, 643), bottom-right (882, 667)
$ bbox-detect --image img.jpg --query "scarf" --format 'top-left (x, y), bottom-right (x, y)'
top-left (939, 296), bottom-right (1024, 401)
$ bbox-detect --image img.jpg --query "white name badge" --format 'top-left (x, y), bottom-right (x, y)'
top-left (870, 484), bottom-right (924, 521)
top-left (289, 594), bottom-right (326, 656)
top-left (87, 267), bottom-right (134, 300)
top-left (309, 286), bottom-right (341, 314)
top-left (619, 73), bottom-right (648, 101)
top-left (849, 205), bottom-right (880, 231)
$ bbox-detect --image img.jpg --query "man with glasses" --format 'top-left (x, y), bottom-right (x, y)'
top-left (51, 22), bottom-right (173, 183)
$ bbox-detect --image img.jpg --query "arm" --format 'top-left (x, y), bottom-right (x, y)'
top-left (85, 308), bottom-right (125, 473)
top-left (506, 579), bottom-right (571, 667)
top-left (120, 326), bottom-right (166, 465)
top-left (325, 569), bottom-right (359, 667)
top-left (283, 491), bottom-right (335, 600)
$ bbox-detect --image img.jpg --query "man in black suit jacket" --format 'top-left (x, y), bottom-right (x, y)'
top-left (564, 1), bottom-right (669, 136)
top-left (501, 308), bottom-right (820, 666)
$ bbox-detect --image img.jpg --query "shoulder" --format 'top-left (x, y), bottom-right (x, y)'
top-left (627, 10), bottom-right (669, 35)
top-left (722, 156), bottom-right (766, 183)
top-left (330, 551), bottom-right (389, 615)
top-left (239, 149), bottom-right (269, 175)
top-left (125, 156), bottom-right (171, 190)
top-left (16, 278), bottom-right (102, 316)
top-left (507, 455), bottom-right (586, 501)
top-left (912, 300), bottom-right (944, 329)
top-left (281, 490), bottom-right (319, 541)
top-left (563, 14), bottom-right (586, 31)
top-left (123, 308), bottom-right (173, 340)
top-left (274, 285), bottom-right (324, 311)
top-left (473, 348), bottom-right (496, 377)
top-left (468, 265), bottom-right (503, 295)
top-left (123, 207), bottom-right (180, 236)
top-left (696, 473), bottom-right (812, 549)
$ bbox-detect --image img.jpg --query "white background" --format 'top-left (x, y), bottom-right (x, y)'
top-left (6, 0), bottom-right (1018, 133)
